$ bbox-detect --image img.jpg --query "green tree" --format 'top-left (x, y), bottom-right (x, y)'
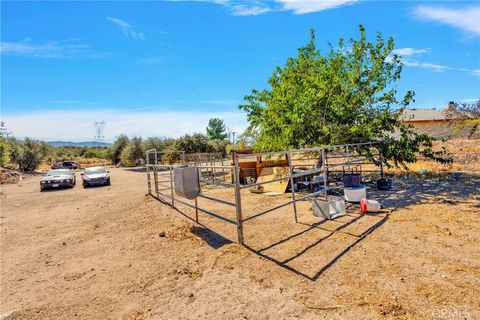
top-left (142, 136), bottom-right (176, 152)
top-left (206, 118), bottom-right (228, 140)
top-left (0, 122), bottom-right (10, 167)
top-left (120, 137), bottom-right (143, 166)
top-left (239, 26), bottom-right (450, 167)
top-left (237, 128), bottom-right (258, 149)
top-left (0, 139), bottom-right (10, 167)
top-left (174, 133), bottom-right (213, 154)
top-left (109, 134), bottom-right (129, 165)
top-left (10, 138), bottom-right (52, 171)
top-left (208, 139), bottom-right (230, 157)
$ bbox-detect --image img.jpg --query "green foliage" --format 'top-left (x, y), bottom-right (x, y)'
top-left (237, 128), bottom-right (258, 149)
top-left (206, 118), bottom-right (228, 140)
top-left (110, 134), bottom-right (129, 165)
top-left (9, 137), bottom-right (52, 171)
top-left (52, 146), bottom-right (109, 160)
top-left (207, 139), bottom-right (230, 157)
top-left (142, 136), bottom-right (176, 153)
top-left (0, 138), bottom-right (10, 167)
top-left (239, 26), bottom-right (450, 167)
top-left (0, 122), bottom-right (11, 167)
top-left (174, 133), bottom-right (213, 154)
top-left (120, 137), bottom-right (144, 166)
top-left (161, 133), bottom-right (213, 164)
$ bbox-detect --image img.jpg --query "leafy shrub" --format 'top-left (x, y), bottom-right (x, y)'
top-left (10, 138), bottom-right (52, 171)
top-left (120, 137), bottom-right (143, 166)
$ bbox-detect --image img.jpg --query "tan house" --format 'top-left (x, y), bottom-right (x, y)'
top-left (400, 104), bottom-right (478, 139)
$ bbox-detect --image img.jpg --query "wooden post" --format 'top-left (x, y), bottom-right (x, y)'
top-left (233, 153), bottom-right (244, 245)
top-left (287, 152), bottom-right (298, 223)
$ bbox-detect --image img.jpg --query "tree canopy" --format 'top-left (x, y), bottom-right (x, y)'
top-left (206, 118), bottom-right (228, 140)
top-left (120, 137), bottom-right (144, 166)
top-left (239, 25), bottom-right (450, 167)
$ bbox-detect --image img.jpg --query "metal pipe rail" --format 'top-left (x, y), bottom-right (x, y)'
top-left (146, 141), bottom-right (384, 246)
top-left (155, 193), bottom-right (237, 225)
top-left (242, 189), bottom-right (326, 222)
top-left (235, 142), bottom-right (380, 158)
top-left (197, 194), bottom-right (237, 207)
top-left (239, 167), bottom-right (324, 189)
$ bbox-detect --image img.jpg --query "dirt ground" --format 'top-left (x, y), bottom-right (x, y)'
top-left (1, 167), bottom-right (479, 319)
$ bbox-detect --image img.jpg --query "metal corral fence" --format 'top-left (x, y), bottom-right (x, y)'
top-left (146, 142), bottom-right (384, 246)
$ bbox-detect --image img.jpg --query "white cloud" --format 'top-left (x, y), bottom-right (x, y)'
top-left (414, 5), bottom-right (480, 36)
top-left (388, 47), bottom-right (478, 76)
top-left (1, 40), bottom-right (90, 58)
top-left (391, 47), bottom-right (429, 56)
top-left (276, 0), bottom-right (359, 14)
top-left (3, 108), bottom-right (247, 141)
top-left (403, 59), bottom-right (479, 75)
top-left (107, 17), bottom-right (145, 40)
top-left (460, 98), bottom-right (480, 104)
top-left (187, 0), bottom-right (359, 15)
top-left (230, 5), bottom-right (271, 16)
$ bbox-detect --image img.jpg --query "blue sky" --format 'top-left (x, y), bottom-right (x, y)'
top-left (1, 0), bottom-right (479, 141)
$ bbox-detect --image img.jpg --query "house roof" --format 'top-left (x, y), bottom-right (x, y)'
top-left (399, 108), bottom-right (468, 122)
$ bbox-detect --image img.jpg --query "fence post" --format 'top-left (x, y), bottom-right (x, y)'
top-left (146, 151), bottom-right (151, 195)
top-left (287, 152), bottom-right (298, 223)
top-left (322, 149), bottom-right (328, 201)
top-left (346, 145), bottom-right (350, 172)
top-left (233, 153), bottom-right (244, 245)
top-left (169, 166), bottom-right (175, 207)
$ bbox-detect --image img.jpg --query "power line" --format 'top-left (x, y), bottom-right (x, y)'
top-left (93, 121), bottom-right (106, 147)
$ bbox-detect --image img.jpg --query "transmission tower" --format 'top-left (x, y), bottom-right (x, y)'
top-left (93, 121), bottom-right (106, 147)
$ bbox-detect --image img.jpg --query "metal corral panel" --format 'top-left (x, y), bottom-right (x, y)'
top-left (174, 166), bottom-right (200, 199)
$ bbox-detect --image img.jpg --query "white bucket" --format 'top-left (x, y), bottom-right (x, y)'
top-left (344, 187), bottom-right (367, 202)
top-left (360, 198), bottom-right (381, 213)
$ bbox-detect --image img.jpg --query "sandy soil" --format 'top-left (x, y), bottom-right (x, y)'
top-left (1, 168), bottom-right (479, 319)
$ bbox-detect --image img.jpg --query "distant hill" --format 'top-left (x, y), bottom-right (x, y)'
top-left (47, 141), bottom-right (112, 147)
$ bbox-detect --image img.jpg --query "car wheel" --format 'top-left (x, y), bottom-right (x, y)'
top-left (83, 182), bottom-right (88, 188)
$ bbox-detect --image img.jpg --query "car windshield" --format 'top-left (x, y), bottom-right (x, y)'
top-left (84, 167), bottom-right (106, 175)
top-left (47, 169), bottom-right (71, 176)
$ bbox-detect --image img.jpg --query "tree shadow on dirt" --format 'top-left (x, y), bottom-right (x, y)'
top-left (244, 212), bottom-right (388, 281)
top-left (369, 173), bottom-right (479, 210)
top-left (243, 174), bottom-right (478, 281)
top-left (150, 173), bottom-right (478, 281)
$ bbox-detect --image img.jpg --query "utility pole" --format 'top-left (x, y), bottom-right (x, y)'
top-left (227, 128), bottom-right (237, 144)
top-left (93, 121), bottom-right (106, 147)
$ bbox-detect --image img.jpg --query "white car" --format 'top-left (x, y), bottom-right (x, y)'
top-left (81, 167), bottom-right (111, 188)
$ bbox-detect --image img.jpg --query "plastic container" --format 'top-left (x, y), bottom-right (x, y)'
top-left (377, 178), bottom-right (392, 191)
top-left (342, 173), bottom-right (362, 187)
top-left (312, 196), bottom-right (346, 220)
top-left (360, 198), bottom-right (381, 213)
top-left (344, 186), bottom-right (367, 202)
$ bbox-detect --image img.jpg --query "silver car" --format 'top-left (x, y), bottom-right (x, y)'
top-left (81, 167), bottom-right (111, 188)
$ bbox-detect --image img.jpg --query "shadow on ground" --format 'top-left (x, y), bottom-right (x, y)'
top-left (191, 226), bottom-right (232, 249)
top-left (152, 173), bottom-right (479, 281)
